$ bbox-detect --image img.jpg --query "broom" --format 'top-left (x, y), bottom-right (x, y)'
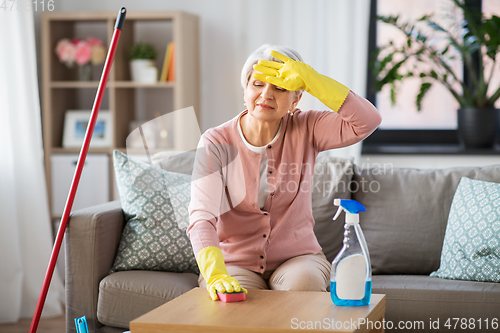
top-left (29, 7), bottom-right (127, 333)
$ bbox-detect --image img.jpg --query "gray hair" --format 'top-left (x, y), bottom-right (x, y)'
top-left (241, 44), bottom-right (304, 93)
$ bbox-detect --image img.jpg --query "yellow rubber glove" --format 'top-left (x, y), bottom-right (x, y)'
top-left (253, 50), bottom-right (350, 112)
top-left (196, 246), bottom-right (248, 301)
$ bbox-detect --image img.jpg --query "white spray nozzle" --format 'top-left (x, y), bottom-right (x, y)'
top-left (333, 199), bottom-right (343, 220)
top-left (333, 205), bottom-right (343, 221)
top-left (332, 198), bottom-right (365, 224)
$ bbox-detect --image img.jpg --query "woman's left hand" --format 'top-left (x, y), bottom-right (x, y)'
top-left (253, 50), bottom-right (350, 112)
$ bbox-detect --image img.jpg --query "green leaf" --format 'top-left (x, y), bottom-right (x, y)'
top-left (377, 57), bottom-right (408, 87)
top-left (377, 15), bottom-right (399, 25)
top-left (390, 83), bottom-right (397, 105)
top-left (129, 43), bottom-right (158, 60)
top-left (441, 45), bottom-right (450, 56)
top-left (379, 52), bottom-right (395, 71)
top-left (482, 16), bottom-right (500, 59)
top-left (427, 20), bottom-right (447, 33)
top-left (488, 85), bottom-right (500, 105)
top-left (418, 14), bottom-right (433, 22)
top-left (416, 82), bottom-right (432, 111)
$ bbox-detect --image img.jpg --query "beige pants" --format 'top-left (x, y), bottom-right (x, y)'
top-left (199, 251), bottom-right (331, 291)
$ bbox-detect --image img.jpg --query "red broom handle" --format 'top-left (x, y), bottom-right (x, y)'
top-left (29, 7), bottom-right (126, 333)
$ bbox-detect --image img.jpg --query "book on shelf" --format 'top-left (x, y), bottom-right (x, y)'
top-left (167, 42), bottom-right (175, 82)
top-left (160, 42), bottom-right (175, 82)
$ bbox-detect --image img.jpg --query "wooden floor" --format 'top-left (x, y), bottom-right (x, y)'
top-left (0, 315), bottom-right (65, 333)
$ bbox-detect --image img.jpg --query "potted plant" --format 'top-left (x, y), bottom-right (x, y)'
top-left (129, 42), bottom-right (158, 83)
top-left (372, 0), bottom-right (500, 148)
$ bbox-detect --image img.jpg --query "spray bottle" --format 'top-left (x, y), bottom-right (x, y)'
top-left (330, 199), bottom-right (371, 306)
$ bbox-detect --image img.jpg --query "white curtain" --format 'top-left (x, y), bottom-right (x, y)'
top-left (232, 0), bottom-right (371, 163)
top-left (0, 9), bottom-right (64, 322)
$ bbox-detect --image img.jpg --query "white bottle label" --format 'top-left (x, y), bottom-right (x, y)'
top-left (336, 254), bottom-right (366, 300)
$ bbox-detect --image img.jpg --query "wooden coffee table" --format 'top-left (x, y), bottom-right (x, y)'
top-left (130, 288), bottom-right (385, 333)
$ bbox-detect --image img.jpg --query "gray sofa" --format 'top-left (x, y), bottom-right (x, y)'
top-left (65, 154), bottom-right (500, 333)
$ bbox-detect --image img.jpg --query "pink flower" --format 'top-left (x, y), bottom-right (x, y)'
top-left (55, 38), bottom-right (70, 55)
top-left (55, 39), bottom-right (76, 67)
top-left (75, 40), bottom-right (92, 65)
top-left (55, 37), bottom-right (105, 67)
top-left (86, 37), bottom-right (103, 47)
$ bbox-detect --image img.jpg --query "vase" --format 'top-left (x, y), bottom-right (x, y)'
top-left (78, 63), bottom-right (92, 81)
top-left (457, 107), bottom-right (499, 149)
top-left (130, 59), bottom-right (157, 83)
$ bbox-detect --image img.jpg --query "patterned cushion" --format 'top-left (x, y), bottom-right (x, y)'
top-left (110, 150), bottom-right (199, 274)
top-left (430, 177), bottom-right (500, 282)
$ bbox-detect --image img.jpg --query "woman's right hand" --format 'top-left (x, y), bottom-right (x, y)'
top-left (196, 246), bottom-right (247, 301)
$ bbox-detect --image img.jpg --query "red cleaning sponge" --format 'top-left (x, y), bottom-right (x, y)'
top-left (216, 290), bottom-right (246, 302)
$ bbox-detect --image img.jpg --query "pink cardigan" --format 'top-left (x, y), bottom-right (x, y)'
top-left (187, 91), bottom-right (382, 273)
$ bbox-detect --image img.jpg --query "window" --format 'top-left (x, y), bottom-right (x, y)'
top-left (364, 0), bottom-right (500, 151)
top-left (376, 0), bottom-right (461, 129)
top-left (483, 0), bottom-right (500, 111)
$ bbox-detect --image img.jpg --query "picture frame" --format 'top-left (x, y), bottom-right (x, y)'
top-left (63, 110), bottom-right (113, 148)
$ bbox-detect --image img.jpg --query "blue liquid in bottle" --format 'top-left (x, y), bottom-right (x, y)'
top-left (331, 280), bottom-right (372, 306)
top-left (330, 199), bottom-right (372, 307)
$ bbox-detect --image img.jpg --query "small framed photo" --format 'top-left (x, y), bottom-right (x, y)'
top-left (63, 110), bottom-right (113, 148)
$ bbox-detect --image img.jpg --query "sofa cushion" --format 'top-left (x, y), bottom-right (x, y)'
top-left (312, 154), bottom-right (354, 262)
top-left (97, 271), bottom-right (198, 329)
top-left (111, 150), bottom-right (199, 274)
top-left (431, 177), bottom-right (500, 282)
top-left (352, 164), bottom-right (500, 275)
top-left (372, 275), bottom-right (500, 328)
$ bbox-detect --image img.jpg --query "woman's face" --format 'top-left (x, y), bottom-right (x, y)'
top-left (244, 69), bottom-right (301, 123)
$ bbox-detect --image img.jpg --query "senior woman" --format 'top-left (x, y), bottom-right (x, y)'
top-left (187, 44), bottom-right (381, 301)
